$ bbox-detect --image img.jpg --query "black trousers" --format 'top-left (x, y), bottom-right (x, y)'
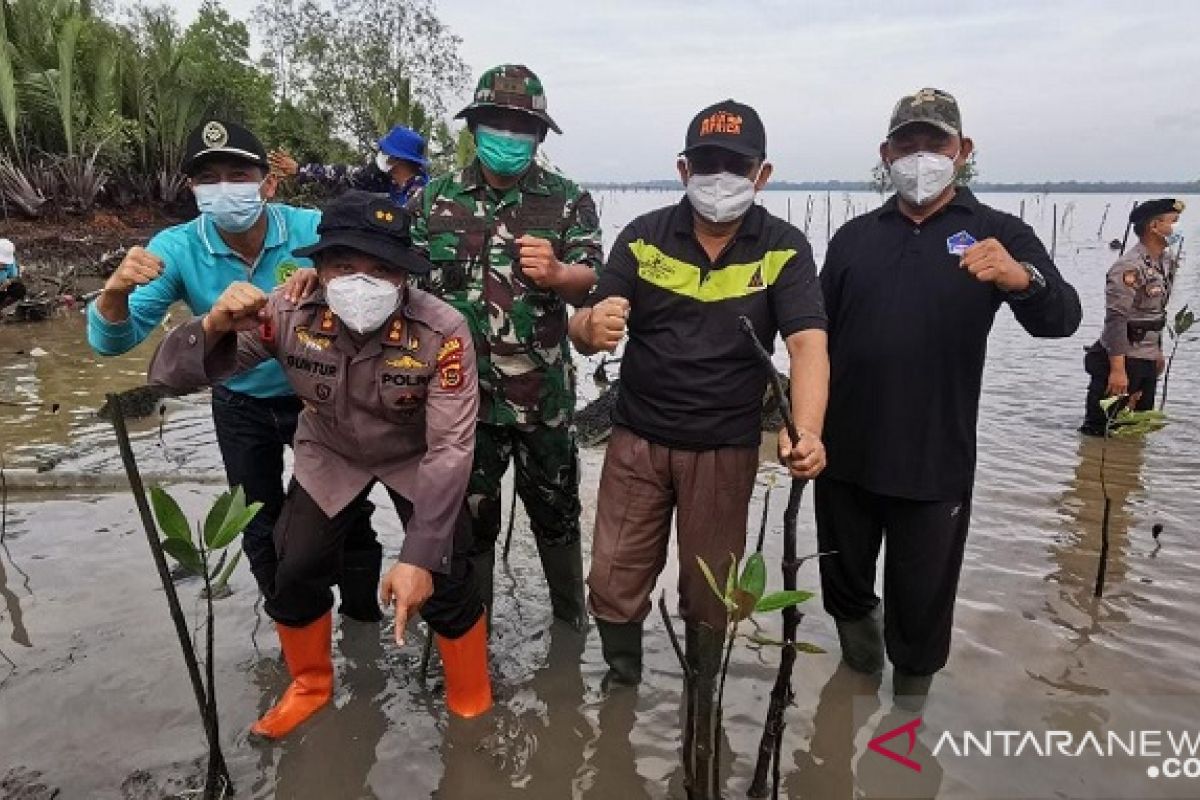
top-left (210, 385), bottom-right (378, 590)
top-left (815, 477), bottom-right (971, 676)
top-left (267, 479), bottom-right (483, 638)
top-left (1082, 348), bottom-right (1157, 430)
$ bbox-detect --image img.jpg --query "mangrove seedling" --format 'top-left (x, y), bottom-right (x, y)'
top-left (1159, 304), bottom-right (1196, 412)
top-left (151, 486), bottom-right (258, 797)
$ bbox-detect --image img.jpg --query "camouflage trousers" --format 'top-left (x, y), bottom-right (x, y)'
top-left (467, 421), bottom-right (581, 554)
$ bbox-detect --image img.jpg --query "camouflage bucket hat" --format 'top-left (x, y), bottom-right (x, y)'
top-left (455, 64), bottom-right (561, 134)
top-left (887, 88), bottom-right (961, 137)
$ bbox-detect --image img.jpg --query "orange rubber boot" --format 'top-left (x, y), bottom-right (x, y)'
top-left (435, 614), bottom-right (492, 718)
top-left (251, 611), bottom-right (334, 739)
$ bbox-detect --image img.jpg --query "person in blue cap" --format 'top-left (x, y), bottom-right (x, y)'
top-left (269, 124), bottom-right (430, 207)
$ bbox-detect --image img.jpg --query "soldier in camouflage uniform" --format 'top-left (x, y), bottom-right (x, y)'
top-left (1080, 198), bottom-right (1185, 434)
top-left (406, 65), bottom-right (602, 630)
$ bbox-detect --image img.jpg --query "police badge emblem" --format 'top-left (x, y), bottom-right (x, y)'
top-left (201, 121), bottom-right (228, 150)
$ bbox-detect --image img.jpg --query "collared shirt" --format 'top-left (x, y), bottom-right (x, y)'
top-left (407, 160), bottom-right (603, 427)
top-left (587, 197), bottom-right (826, 450)
top-left (0, 259), bottom-right (17, 281)
top-left (146, 287), bottom-right (478, 574)
top-left (87, 204), bottom-right (319, 398)
top-left (821, 189), bottom-right (1082, 501)
top-left (1100, 241), bottom-right (1177, 359)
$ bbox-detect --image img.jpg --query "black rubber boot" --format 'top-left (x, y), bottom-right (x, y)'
top-left (836, 605), bottom-right (884, 675)
top-left (535, 537), bottom-right (586, 631)
top-left (893, 670), bottom-right (934, 712)
top-left (597, 619), bottom-right (643, 686)
top-left (683, 622), bottom-right (725, 800)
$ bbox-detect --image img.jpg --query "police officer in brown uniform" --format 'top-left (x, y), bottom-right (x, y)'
top-left (148, 191), bottom-right (491, 739)
top-left (1081, 199), bottom-right (1185, 434)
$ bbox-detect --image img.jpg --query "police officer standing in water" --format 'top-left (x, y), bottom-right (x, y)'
top-left (1080, 199), bottom-right (1185, 434)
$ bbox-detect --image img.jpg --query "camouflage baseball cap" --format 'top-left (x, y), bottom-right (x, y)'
top-left (455, 64), bottom-right (561, 134)
top-left (887, 88), bottom-right (961, 138)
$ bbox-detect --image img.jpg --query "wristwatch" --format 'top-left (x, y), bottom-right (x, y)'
top-left (1007, 261), bottom-right (1046, 300)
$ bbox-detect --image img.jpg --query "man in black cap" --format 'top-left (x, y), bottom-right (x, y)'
top-left (148, 190), bottom-right (492, 737)
top-left (569, 99), bottom-right (828, 712)
top-left (1080, 198), bottom-right (1185, 434)
top-left (814, 88), bottom-right (1081, 710)
top-left (87, 120), bottom-right (381, 619)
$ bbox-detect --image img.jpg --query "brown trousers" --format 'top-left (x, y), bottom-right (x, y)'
top-left (586, 426), bottom-right (759, 629)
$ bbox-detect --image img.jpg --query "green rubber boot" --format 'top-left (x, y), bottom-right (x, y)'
top-left (597, 619), bottom-right (643, 686)
top-left (836, 605), bottom-right (884, 675)
top-left (683, 622), bottom-right (725, 800)
top-left (535, 537), bottom-right (586, 631)
top-left (893, 670), bottom-right (934, 712)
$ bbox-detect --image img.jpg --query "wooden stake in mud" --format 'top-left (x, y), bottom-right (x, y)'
top-left (737, 319), bottom-right (809, 799)
top-left (1051, 203), bottom-right (1058, 261)
top-left (107, 394), bottom-right (231, 796)
top-left (1097, 203), bottom-right (1110, 241)
top-left (1119, 200), bottom-right (1139, 256)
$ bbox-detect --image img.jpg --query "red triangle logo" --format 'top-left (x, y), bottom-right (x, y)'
top-left (868, 716), bottom-right (923, 773)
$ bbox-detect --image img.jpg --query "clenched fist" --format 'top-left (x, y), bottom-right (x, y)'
top-left (517, 235), bottom-right (564, 289)
top-left (202, 282), bottom-right (268, 336)
top-left (960, 238), bottom-right (1028, 292)
top-left (104, 246), bottom-right (163, 295)
top-left (587, 296), bottom-right (630, 352)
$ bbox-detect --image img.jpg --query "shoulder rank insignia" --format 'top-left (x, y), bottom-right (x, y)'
top-left (387, 319), bottom-right (404, 343)
top-left (295, 326), bottom-right (331, 351)
top-left (1122, 270), bottom-right (1139, 288)
top-left (319, 309), bottom-right (336, 332)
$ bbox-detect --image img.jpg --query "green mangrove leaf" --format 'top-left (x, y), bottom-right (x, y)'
top-left (724, 552), bottom-right (738, 602)
top-left (208, 550), bottom-right (228, 581)
top-left (738, 551), bottom-right (767, 602)
top-left (211, 548), bottom-right (242, 594)
top-left (794, 642), bottom-right (827, 655)
top-left (755, 590), bottom-right (815, 613)
top-left (212, 500), bottom-right (262, 550)
top-left (1099, 396), bottom-right (1122, 413)
top-left (744, 632), bottom-right (786, 647)
top-left (162, 536), bottom-right (202, 574)
top-left (697, 556), bottom-right (725, 602)
top-left (150, 486), bottom-right (190, 543)
top-left (203, 489), bottom-right (234, 546)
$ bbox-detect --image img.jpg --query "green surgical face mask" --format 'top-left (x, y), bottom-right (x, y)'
top-left (475, 124), bottom-right (537, 176)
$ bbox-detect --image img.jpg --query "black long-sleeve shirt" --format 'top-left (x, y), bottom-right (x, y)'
top-left (820, 189), bottom-right (1082, 501)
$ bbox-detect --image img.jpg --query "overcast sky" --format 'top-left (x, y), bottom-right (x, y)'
top-left (156, 0), bottom-right (1198, 184)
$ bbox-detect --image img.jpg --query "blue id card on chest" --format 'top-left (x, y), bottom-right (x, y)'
top-left (946, 231), bottom-right (976, 257)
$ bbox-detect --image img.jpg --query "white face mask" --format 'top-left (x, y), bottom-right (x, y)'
top-left (685, 170), bottom-right (760, 224)
top-left (888, 151), bottom-right (958, 206)
top-left (375, 151), bottom-right (395, 173)
top-left (325, 274), bottom-right (401, 334)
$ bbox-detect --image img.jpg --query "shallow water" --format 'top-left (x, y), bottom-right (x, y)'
top-left (1, 191), bottom-right (1199, 799)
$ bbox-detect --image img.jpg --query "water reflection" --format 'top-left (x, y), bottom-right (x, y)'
top-left (272, 621), bottom-right (389, 799)
top-left (436, 622), bottom-right (591, 798)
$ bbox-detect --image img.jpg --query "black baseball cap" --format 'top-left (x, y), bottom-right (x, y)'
top-left (681, 100), bottom-right (766, 159)
top-left (294, 191), bottom-right (433, 275)
top-left (182, 120), bottom-right (269, 175)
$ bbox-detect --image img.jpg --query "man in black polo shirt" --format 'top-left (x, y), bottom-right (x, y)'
top-left (814, 88), bottom-right (1081, 709)
top-left (569, 100), bottom-right (829, 699)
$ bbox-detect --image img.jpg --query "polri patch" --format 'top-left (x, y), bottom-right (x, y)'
top-left (946, 231), bottom-right (977, 257)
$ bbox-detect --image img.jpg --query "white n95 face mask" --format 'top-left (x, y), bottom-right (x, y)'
top-left (888, 151), bottom-right (958, 206)
top-left (325, 274), bottom-right (400, 334)
top-left (686, 170), bottom-right (759, 223)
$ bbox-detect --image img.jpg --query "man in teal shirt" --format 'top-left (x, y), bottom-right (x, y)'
top-left (87, 120), bottom-right (381, 618)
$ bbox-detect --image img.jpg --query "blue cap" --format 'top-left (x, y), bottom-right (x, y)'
top-left (378, 125), bottom-right (427, 167)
